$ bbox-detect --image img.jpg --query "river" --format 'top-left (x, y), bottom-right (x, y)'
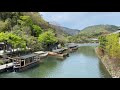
top-left (0, 43), bottom-right (111, 78)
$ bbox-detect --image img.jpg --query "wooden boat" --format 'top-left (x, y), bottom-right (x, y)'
top-left (48, 48), bottom-right (69, 58)
top-left (52, 49), bottom-right (64, 54)
top-left (68, 44), bottom-right (78, 52)
top-left (34, 51), bottom-right (48, 59)
top-left (13, 53), bottom-right (41, 72)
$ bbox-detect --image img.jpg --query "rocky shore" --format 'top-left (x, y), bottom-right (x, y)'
top-left (95, 47), bottom-right (120, 78)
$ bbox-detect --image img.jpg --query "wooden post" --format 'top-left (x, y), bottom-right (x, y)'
top-left (19, 60), bottom-right (21, 67)
top-left (24, 59), bottom-right (25, 66)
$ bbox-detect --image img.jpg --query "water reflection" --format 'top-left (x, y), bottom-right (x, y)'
top-left (98, 59), bottom-right (111, 78)
top-left (0, 43), bottom-right (111, 78)
top-left (77, 46), bottom-right (97, 58)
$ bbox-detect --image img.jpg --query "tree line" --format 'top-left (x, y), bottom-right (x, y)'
top-left (0, 12), bottom-right (68, 53)
top-left (98, 33), bottom-right (120, 59)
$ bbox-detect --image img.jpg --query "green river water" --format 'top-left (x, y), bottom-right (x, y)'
top-left (0, 43), bottom-right (111, 78)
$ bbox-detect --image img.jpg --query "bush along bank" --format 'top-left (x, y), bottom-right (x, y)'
top-left (95, 32), bottom-right (120, 78)
top-left (95, 47), bottom-right (120, 78)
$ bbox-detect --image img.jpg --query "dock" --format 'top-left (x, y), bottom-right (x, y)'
top-left (0, 62), bottom-right (14, 73)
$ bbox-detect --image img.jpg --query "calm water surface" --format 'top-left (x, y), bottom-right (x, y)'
top-left (0, 43), bottom-right (111, 78)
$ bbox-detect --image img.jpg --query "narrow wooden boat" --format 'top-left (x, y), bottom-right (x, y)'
top-left (34, 51), bottom-right (48, 59)
top-left (48, 51), bottom-right (69, 58)
top-left (68, 44), bottom-right (78, 52)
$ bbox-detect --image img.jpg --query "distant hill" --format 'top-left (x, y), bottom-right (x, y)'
top-left (79, 24), bottom-right (119, 38)
top-left (69, 24), bottom-right (120, 43)
top-left (50, 24), bottom-right (80, 36)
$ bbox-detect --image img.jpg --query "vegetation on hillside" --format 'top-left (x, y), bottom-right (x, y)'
top-left (38, 30), bottom-right (58, 50)
top-left (0, 12), bottom-right (68, 53)
top-left (1, 12), bottom-right (120, 54)
top-left (51, 24), bottom-right (80, 36)
top-left (98, 32), bottom-right (120, 59)
top-left (69, 25), bottom-right (119, 43)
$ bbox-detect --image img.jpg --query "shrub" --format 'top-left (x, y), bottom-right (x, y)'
top-left (0, 60), bottom-right (4, 65)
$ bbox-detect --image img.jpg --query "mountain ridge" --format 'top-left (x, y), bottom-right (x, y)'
top-left (50, 24), bottom-right (80, 36)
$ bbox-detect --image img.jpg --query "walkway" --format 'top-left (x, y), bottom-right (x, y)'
top-left (0, 63), bottom-right (14, 70)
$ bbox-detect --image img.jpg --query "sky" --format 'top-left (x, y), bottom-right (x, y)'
top-left (40, 12), bottom-right (120, 30)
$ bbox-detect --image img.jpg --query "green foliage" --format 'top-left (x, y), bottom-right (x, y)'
top-left (0, 32), bottom-right (8, 41)
top-left (0, 20), bottom-right (10, 32)
top-left (80, 25), bottom-right (118, 36)
top-left (0, 12), bottom-right (67, 53)
top-left (68, 24), bottom-right (119, 43)
top-left (32, 25), bottom-right (43, 37)
top-left (22, 12), bottom-right (50, 29)
top-left (98, 35), bottom-right (107, 49)
top-left (105, 34), bottom-right (120, 58)
top-left (0, 32), bottom-right (9, 53)
top-left (68, 34), bottom-right (90, 43)
top-left (25, 36), bottom-right (43, 51)
top-left (0, 12), bottom-right (22, 28)
top-left (57, 35), bottom-right (68, 46)
top-left (99, 33), bottom-right (120, 59)
top-left (18, 15), bottom-right (33, 26)
top-left (7, 33), bottom-right (26, 49)
top-left (0, 60), bottom-right (4, 65)
top-left (0, 32), bottom-right (26, 50)
top-left (38, 30), bottom-right (58, 47)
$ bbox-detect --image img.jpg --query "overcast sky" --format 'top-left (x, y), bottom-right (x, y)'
top-left (40, 12), bottom-right (120, 30)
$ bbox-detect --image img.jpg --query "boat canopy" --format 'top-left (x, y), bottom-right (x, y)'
top-left (68, 45), bottom-right (78, 48)
top-left (34, 51), bottom-right (45, 54)
top-left (52, 49), bottom-right (64, 53)
top-left (15, 54), bottom-right (37, 59)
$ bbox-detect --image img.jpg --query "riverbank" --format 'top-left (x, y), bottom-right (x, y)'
top-left (95, 47), bottom-right (120, 78)
top-left (0, 44), bottom-right (110, 78)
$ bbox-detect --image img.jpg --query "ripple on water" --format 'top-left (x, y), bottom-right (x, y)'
top-left (0, 44), bottom-right (111, 78)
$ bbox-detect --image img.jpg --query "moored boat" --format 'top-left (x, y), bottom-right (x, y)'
top-left (13, 53), bottom-right (41, 72)
top-left (68, 44), bottom-right (78, 52)
top-left (48, 48), bottom-right (69, 58)
top-left (34, 51), bottom-right (48, 59)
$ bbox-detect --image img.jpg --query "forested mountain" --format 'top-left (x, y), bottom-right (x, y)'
top-left (50, 24), bottom-right (80, 36)
top-left (79, 25), bottom-right (119, 37)
top-left (68, 24), bottom-right (119, 43)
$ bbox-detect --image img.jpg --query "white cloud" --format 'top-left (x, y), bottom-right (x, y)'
top-left (40, 12), bottom-right (120, 30)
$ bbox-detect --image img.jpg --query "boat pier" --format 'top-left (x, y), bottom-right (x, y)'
top-left (0, 62), bottom-right (14, 73)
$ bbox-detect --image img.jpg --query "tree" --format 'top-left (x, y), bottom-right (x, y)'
top-left (0, 32), bottom-right (9, 53)
top-left (98, 36), bottom-right (107, 50)
top-left (98, 33), bottom-right (120, 59)
top-left (0, 32), bottom-right (26, 53)
top-left (38, 30), bottom-right (58, 50)
top-left (57, 35), bottom-right (68, 46)
top-left (18, 15), bottom-right (33, 26)
top-left (105, 34), bottom-right (120, 58)
top-left (32, 25), bottom-right (43, 37)
top-left (0, 20), bottom-right (10, 32)
top-left (22, 12), bottom-right (50, 29)
top-left (7, 33), bottom-right (26, 52)
top-left (25, 36), bottom-right (43, 52)
top-left (0, 12), bottom-right (22, 27)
